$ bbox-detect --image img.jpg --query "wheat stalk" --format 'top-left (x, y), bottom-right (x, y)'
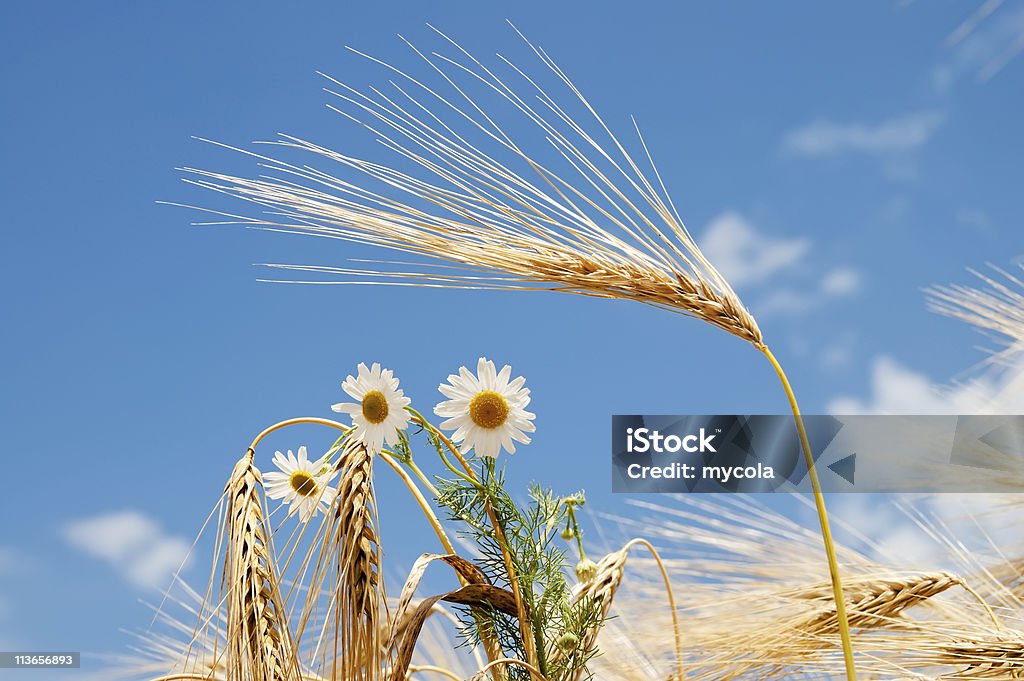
top-left (301, 437), bottom-right (384, 681)
top-left (223, 450), bottom-right (298, 681)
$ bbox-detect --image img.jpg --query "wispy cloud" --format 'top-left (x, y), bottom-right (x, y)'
top-left (62, 511), bottom-right (190, 589)
top-left (755, 266), bottom-right (865, 318)
top-left (700, 212), bottom-right (864, 318)
top-left (832, 493), bottom-right (1020, 571)
top-left (827, 353), bottom-right (1024, 414)
top-left (781, 111), bottom-right (944, 157)
top-left (933, 5), bottom-right (1024, 90)
top-left (699, 211), bottom-right (810, 288)
top-left (820, 266), bottom-right (864, 297)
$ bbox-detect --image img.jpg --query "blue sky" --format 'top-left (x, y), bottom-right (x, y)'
top-left (1, 1), bottom-right (1022, 678)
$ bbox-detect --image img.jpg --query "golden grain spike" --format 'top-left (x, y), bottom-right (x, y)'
top-left (798, 573), bottom-right (963, 634)
top-left (181, 28), bottom-right (763, 348)
top-left (223, 450), bottom-right (297, 681)
top-left (310, 438), bottom-right (384, 681)
top-left (940, 637), bottom-right (1024, 679)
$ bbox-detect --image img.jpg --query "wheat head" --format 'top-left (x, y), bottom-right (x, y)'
top-left (223, 450), bottom-right (298, 681)
top-left (305, 438), bottom-right (384, 681)
top-left (180, 26), bottom-right (761, 346)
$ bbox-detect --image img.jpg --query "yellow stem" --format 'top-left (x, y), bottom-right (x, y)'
top-left (246, 416), bottom-right (353, 452)
top-left (625, 539), bottom-right (684, 681)
top-left (474, 658), bottom-right (547, 681)
top-left (759, 345), bottom-right (857, 681)
top-left (406, 457), bottom-right (443, 499)
top-left (381, 447), bottom-right (508, 679)
top-left (378, 452), bottom-right (456, 555)
top-left (956, 578), bottom-right (1002, 631)
top-left (407, 665), bottom-right (464, 681)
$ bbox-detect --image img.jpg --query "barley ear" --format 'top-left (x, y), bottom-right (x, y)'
top-left (308, 438), bottom-right (384, 681)
top-left (223, 450), bottom-right (298, 681)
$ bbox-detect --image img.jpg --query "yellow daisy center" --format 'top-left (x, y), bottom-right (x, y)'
top-left (289, 470), bottom-right (319, 497)
top-left (362, 390), bottom-right (389, 424)
top-left (469, 390), bottom-right (509, 429)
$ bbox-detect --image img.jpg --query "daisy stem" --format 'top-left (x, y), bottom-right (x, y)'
top-left (382, 456), bottom-right (510, 681)
top-left (407, 408), bottom-right (478, 484)
top-left (410, 412), bottom-right (541, 672)
top-left (759, 344), bottom-right (857, 681)
top-left (378, 451), bottom-right (456, 555)
top-left (405, 457), bottom-right (442, 499)
top-left (564, 501), bottom-right (586, 560)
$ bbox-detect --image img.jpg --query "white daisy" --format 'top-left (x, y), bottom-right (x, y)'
top-left (434, 357), bottom-right (536, 459)
top-left (331, 362), bottom-right (412, 453)
top-left (263, 446), bottom-right (338, 522)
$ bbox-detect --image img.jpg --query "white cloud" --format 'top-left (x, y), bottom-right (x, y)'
top-left (781, 111), bottom-right (944, 157)
top-left (833, 493), bottom-right (1022, 574)
top-left (62, 510), bottom-right (190, 589)
top-left (699, 212), bottom-right (862, 319)
top-left (820, 266), bottom-right (863, 297)
top-left (700, 211), bottom-right (810, 288)
top-left (828, 354), bottom-right (1024, 415)
top-left (752, 267), bottom-right (864, 318)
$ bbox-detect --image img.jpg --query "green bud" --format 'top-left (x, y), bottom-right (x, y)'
top-left (560, 527), bottom-right (575, 541)
top-left (556, 632), bottom-right (580, 653)
top-left (575, 558), bottom-right (598, 583)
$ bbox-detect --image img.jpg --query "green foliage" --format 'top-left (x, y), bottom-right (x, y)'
top-left (433, 456), bottom-right (605, 681)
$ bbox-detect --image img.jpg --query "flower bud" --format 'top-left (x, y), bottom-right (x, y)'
top-left (556, 632), bottom-right (579, 653)
top-left (575, 557), bottom-right (598, 583)
top-left (560, 527), bottom-right (575, 541)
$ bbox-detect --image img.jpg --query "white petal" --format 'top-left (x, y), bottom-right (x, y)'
top-left (496, 364), bottom-right (512, 391)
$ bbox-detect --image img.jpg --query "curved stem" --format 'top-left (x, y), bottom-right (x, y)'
top-left (409, 409), bottom-right (477, 476)
top-left (378, 451), bottom-right (456, 555)
top-left (248, 418), bottom-right (453, 555)
top-left (406, 457), bottom-right (442, 499)
top-left (625, 538), bottom-right (684, 681)
top-left (760, 345), bottom-right (857, 681)
top-left (246, 416), bottom-right (353, 452)
top-left (956, 578), bottom-right (1002, 631)
top-left (407, 665), bottom-right (464, 681)
top-left (474, 658), bottom-right (546, 681)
